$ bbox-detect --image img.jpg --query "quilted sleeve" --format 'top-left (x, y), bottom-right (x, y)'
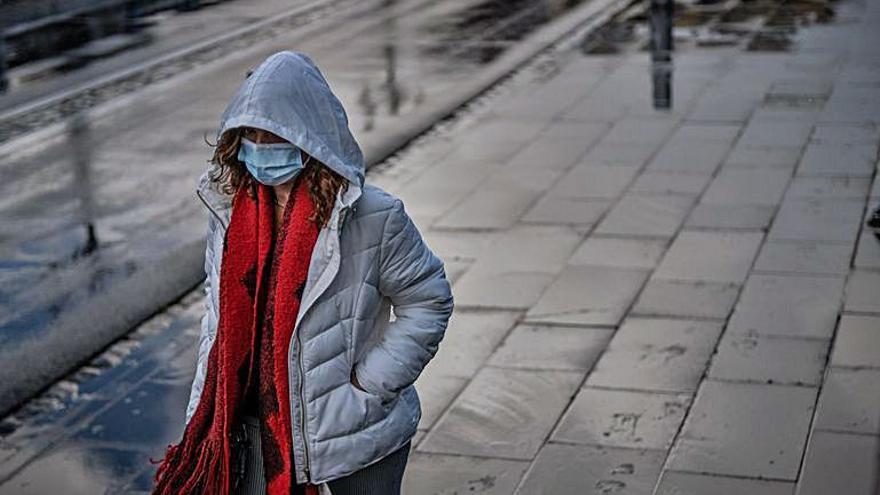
top-left (353, 198), bottom-right (454, 401)
top-left (185, 213), bottom-right (220, 426)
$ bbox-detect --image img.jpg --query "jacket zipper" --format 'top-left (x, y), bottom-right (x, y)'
top-left (296, 207), bottom-right (349, 483)
top-left (297, 328), bottom-right (311, 482)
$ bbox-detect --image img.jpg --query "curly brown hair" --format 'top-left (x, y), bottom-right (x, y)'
top-left (203, 126), bottom-right (349, 229)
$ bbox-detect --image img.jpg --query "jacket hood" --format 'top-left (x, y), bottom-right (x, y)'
top-left (216, 50), bottom-right (365, 190)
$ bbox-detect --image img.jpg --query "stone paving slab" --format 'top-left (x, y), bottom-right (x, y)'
top-left (600, 118), bottom-right (678, 147)
top-left (569, 237), bottom-right (669, 269)
top-left (768, 198), bottom-right (864, 243)
top-left (632, 279), bottom-right (740, 320)
top-left (726, 274), bottom-right (846, 339)
top-left (854, 228), bottom-right (880, 269)
top-left (434, 186), bottom-right (541, 230)
top-left (525, 265), bottom-right (649, 327)
top-left (795, 431), bottom-right (880, 495)
top-left (454, 268), bottom-right (558, 310)
top-left (725, 145), bottom-right (803, 169)
top-left (582, 142), bottom-right (659, 167)
top-left (701, 168), bottom-right (793, 206)
top-left (737, 121), bottom-right (813, 149)
top-left (689, 90), bottom-right (759, 122)
top-left (813, 368), bottom-right (880, 435)
top-left (418, 310), bottom-right (520, 380)
top-left (412, 373), bottom-right (468, 432)
top-left (667, 381), bottom-right (817, 480)
top-left (402, 452), bottom-right (529, 495)
top-left (396, 160), bottom-right (502, 221)
top-left (521, 196), bottom-right (611, 226)
top-left (505, 124), bottom-right (605, 171)
top-left (785, 176), bottom-right (872, 200)
top-left (417, 367), bottom-right (582, 460)
top-left (514, 442), bottom-right (665, 495)
top-left (844, 270), bottom-right (880, 313)
top-left (653, 231), bottom-right (763, 284)
top-left (594, 194), bottom-right (695, 238)
top-left (655, 471), bottom-right (796, 495)
top-left (486, 324), bottom-right (612, 372)
top-left (629, 171), bottom-right (712, 196)
top-left (685, 203), bottom-right (777, 230)
top-left (413, 310), bottom-right (519, 429)
top-left (797, 143), bottom-right (878, 177)
top-left (674, 124), bottom-right (742, 143)
top-left (811, 124), bottom-right (880, 145)
top-left (442, 131), bottom-right (542, 168)
top-left (754, 240), bottom-right (853, 275)
top-left (586, 318), bottom-right (722, 393)
top-left (420, 230), bottom-right (499, 261)
top-left (708, 334), bottom-right (828, 386)
top-left (646, 140), bottom-right (731, 174)
top-left (829, 315), bottom-right (880, 368)
top-left (450, 225), bottom-right (582, 309)
top-left (548, 163), bottom-right (639, 199)
top-left (551, 387), bottom-right (690, 450)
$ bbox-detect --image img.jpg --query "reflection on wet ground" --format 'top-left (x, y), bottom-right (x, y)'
top-left (580, 0), bottom-right (838, 55)
top-left (578, 0), bottom-right (838, 110)
top-left (0, 0), bottom-right (589, 145)
top-left (0, 289), bottom-right (201, 494)
top-left (0, 0), bottom-right (595, 418)
top-left (418, 0), bottom-right (587, 64)
top-left (0, 0), bottom-right (362, 144)
top-left (0, 0), bottom-right (873, 488)
top-left (0, 0), bottom-right (617, 488)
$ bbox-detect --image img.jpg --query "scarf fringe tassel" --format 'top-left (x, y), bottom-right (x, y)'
top-left (150, 433), bottom-right (229, 495)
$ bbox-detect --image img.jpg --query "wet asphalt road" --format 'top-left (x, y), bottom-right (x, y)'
top-left (0, 0), bottom-right (330, 113)
top-left (0, 0), bottom-right (595, 415)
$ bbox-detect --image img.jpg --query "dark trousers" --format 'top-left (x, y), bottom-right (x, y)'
top-left (234, 414), bottom-right (411, 495)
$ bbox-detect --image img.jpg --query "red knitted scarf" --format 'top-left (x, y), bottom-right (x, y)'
top-left (151, 176), bottom-right (321, 495)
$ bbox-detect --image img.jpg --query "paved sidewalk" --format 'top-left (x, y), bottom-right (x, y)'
top-left (378, 0), bottom-right (880, 491)
top-left (1, 0), bottom-right (880, 491)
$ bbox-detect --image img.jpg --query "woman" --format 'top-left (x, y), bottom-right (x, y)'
top-left (150, 50), bottom-right (454, 495)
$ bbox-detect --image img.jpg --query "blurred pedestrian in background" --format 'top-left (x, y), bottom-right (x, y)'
top-left (150, 50), bottom-right (454, 495)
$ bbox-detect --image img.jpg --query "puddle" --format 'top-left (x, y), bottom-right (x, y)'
top-left (574, 0), bottom-right (841, 111)
top-left (0, 288), bottom-right (199, 438)
top-left (0, 0), bottom-right (357, 144)
top-left (418, 0), bottom-right (592, 64)
top-left (578, 0), bottom-right (839, 55)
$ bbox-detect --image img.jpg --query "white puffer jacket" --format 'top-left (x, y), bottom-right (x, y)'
top-left (185, 50), bottom-right (454, 486)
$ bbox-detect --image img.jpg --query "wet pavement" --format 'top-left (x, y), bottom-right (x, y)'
top-left (0, 0), bottom-right (590, 143)
top-left (0, 0), bottom-right (331, 114)
top-left (0, 0), bottom-right (611, 416)
top-left (2, 0), bottom-right (880, 491)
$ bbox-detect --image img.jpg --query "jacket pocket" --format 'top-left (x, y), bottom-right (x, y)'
top-left (348, 370), bottom-right (392, 431)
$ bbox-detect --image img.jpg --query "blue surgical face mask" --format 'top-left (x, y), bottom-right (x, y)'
top-left (237, 137), bottom-right (309, 186)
